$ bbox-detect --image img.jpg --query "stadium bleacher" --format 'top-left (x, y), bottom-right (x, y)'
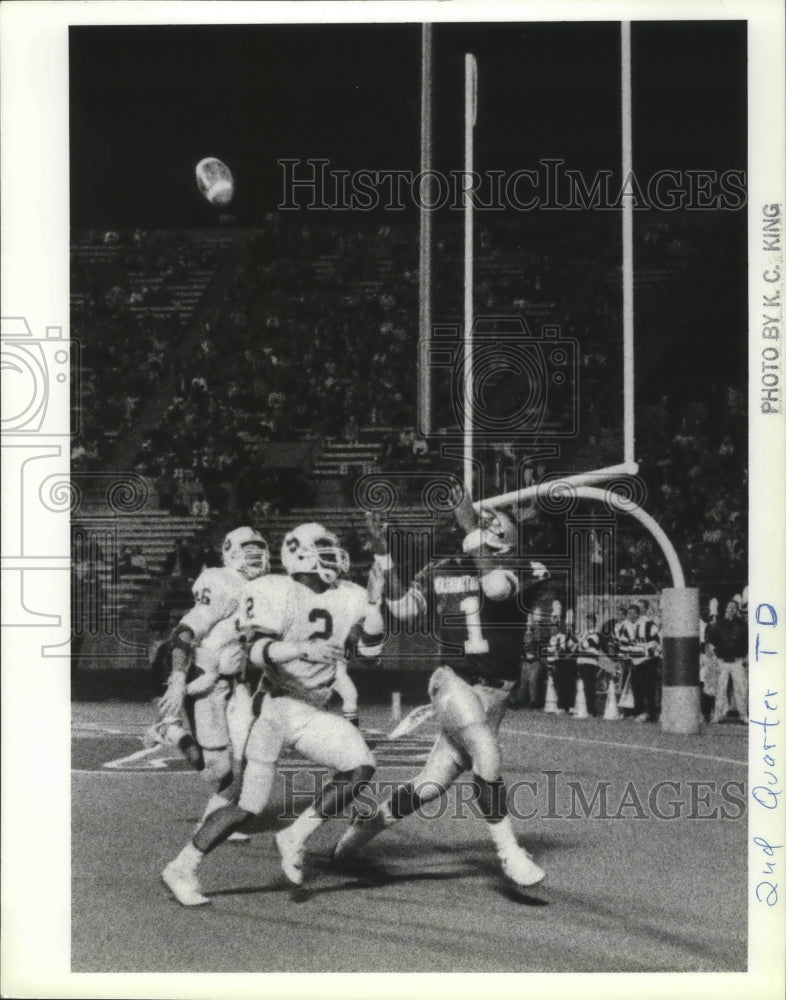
top-left (70, 211), bottom-right (747, 675)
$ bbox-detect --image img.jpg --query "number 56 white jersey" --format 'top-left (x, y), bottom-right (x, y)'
top-left (237, 574), bottom-right (383, 702)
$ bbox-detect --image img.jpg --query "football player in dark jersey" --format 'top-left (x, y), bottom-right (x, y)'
top-left (334, 489), bottom-right (549, 890)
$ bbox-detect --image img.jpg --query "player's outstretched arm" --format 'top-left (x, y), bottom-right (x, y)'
top-left (450, 481), bottom-right (478, 536)
top-left (356, 562), bottom-right (386, 657)
top-left (451, 483), bottom-right (513, 595)
top-left (366, 512), bottom-right (424, 620)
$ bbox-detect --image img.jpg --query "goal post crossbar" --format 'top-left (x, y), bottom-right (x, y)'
top-left (474, 462), bottom-right (638, 510)
top-left (476, 477), bottom-right (684, 589)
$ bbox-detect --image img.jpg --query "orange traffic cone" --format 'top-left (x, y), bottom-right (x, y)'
top-left (544, 671), bottom-right (559, 714)
top-left (603, 678), bottom-right (621, 721)
top-left (573, 678), bottom-right (589, 719)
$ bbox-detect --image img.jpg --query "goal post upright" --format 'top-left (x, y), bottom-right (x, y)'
top-left (418, 23), bottom-right (433, 438)
top-left (463, 53), bottom-right (477, 496)
top-left (621, 20), bottom-right (635, 468)
top-left (462, 27), bottom-right (698, 734)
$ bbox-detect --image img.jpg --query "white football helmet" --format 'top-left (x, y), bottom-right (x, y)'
top-left (462, 507), bottom-right (518, 556)
top-left (222, 526), bottom-right (269, 580)
top-left (281, 522), bottom-right (349, 585)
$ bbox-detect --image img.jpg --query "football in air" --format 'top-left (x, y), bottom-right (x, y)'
top-left (195, 157), bottom-right (234, 206)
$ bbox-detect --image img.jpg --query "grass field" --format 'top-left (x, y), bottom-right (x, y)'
top-left (71, 698), bottom-right (748, 975)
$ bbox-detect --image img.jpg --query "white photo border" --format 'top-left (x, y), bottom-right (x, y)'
top-left (1, 2), bottom-right (784, 998)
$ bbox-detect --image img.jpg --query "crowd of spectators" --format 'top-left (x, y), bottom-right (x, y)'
top-left (148, 533), bottom-right (222, 635)
top-left (71, 209), bottom-right (746, 598)
top-left (70, 230), bottom-right (226, 470)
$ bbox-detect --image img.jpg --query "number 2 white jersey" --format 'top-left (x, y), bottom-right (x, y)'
top-left (180, 566), bottom-right (246, 676)
top-left (238, 574), bottom-right (380, 701)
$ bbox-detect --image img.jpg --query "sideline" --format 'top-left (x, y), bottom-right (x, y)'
top-left (501, 725), bottom-right (748, 767)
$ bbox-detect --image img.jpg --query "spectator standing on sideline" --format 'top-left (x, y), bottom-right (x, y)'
top-left (616, 604), bottom-right (660, 722)
top-left (699, 597), bottom-right (720, 722)
top-left (547, 622), bottom-right (573, 715)
top-left (705, 599), bottom-right (748, 723)
top-left (575, 614), bottom-right (601, 718)
top-left (511, 630), bottom-right (545, 710)
top-left (637, 600), bottom-right (662, 717)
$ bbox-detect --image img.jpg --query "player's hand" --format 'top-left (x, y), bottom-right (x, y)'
top-left (450, 482), bottom-right (477, 534)
top-left (158, 673), bottom-right (186, 716)
top-left (300, 639), bottom-right (345, 665)
top-left (365, 511), bottom-right (389, 556)
top-left (366, 561), bottom-right (385, 605)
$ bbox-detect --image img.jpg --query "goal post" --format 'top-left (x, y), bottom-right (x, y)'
top-left (621, 20), bottom-right (635, 467)
top-left (463, 53), bottom-right (478, 495)
top-left (478, 480), bottom-right (699, 734)
top-left (418, 23), bottom-right (433, 438)
top-left (453, 33), bottom-right (698, 732)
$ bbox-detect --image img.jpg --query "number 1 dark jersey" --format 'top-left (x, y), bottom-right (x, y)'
top-left (411, 556), bottom-right (533, 683)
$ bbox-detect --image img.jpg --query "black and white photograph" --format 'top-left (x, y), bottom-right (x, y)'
top-left (1, 2), bottom-right (784, 997)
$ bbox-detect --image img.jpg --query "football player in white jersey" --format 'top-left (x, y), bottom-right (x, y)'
top-left (162, 522), bottom-right (386, 905)
top-left (150, 526), bottom-right (269, 837)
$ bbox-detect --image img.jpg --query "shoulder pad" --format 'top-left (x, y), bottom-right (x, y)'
top-left (193, 566), bottom-right (224, 590)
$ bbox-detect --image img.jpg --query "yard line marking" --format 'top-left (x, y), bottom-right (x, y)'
top-left (500, 726), bottom-right (747, 767)
top-left (103, 746), bottom-right (170, 769)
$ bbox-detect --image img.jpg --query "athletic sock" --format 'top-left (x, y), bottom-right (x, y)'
top-left (285, 809), bottom-right (324, 845)
top-left (173, 841), bottom-right (204, 873)
top-left (486, 815), bottom-right (519, 855)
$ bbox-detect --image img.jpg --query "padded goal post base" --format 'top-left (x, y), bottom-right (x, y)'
top-left (660, 587), bottom-right (701, 735)
top-left (660, 685), bottom-right (702, 735)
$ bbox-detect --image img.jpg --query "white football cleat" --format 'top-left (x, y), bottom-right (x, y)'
top-left (275, 829), bottom-right (305, 885)
top-left (499, 848), bottom-right (546, 889)
top-left (332, 809), bottom-right (388, 861)
top-left (227, 830), bottom-right (251, 844)
top-left (161, 862), bottom-right (210, 906)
